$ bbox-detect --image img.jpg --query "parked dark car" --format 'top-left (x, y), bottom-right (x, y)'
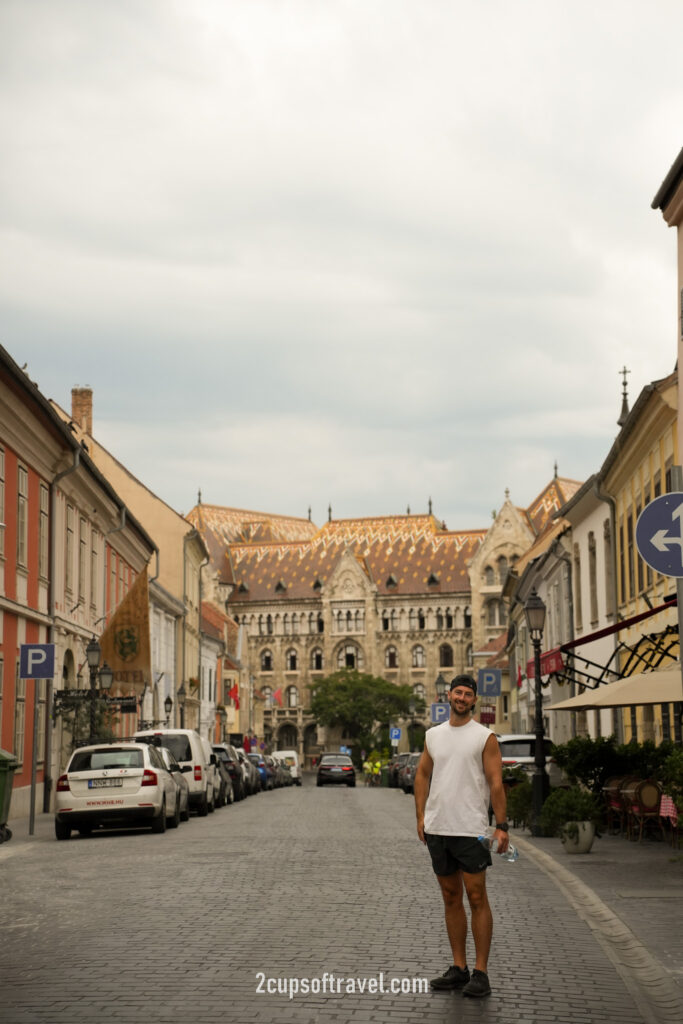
top-left (212, 744), bottom-right (246, 801)
top-left (213, 757), bottom-right (234, 806)
top-left (399, 752), bottom-right (421, 794)
top-left (317, 753), bottom-right (356, 788)
top-left (388, 752), bottom-right (411, 788)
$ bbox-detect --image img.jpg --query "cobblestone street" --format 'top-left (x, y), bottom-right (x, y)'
top-left (1, 777), bottom-right (680, 1024)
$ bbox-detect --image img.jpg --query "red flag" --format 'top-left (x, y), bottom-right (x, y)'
top-left (517, 666), bottom-right (523, 689)
top-left (273, 687), bottom-right (283, 707)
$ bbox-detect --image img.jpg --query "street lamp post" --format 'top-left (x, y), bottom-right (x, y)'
top-left (435, 672), bottom-right (448, 701)
top-left (164, 695), bottom-right (173, 726)
top-left (177, 682), bottom-right (186, 728)
top-left (524, 588), bottom-right (549, 835)
top-left (85, 637), bottom-right (114, 744)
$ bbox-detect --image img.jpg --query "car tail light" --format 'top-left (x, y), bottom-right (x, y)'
top-left (194, 765), bottom-right (203, 781)
top-left (56, 774), bottom-right (70, 792)
top-left (141, 769), bottom-right (158, 787)
top-left (342, 766), bottom-right (352, 772)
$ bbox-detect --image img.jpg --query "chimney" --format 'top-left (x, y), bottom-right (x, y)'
top-left (71, 387), bottom-right (93, 436)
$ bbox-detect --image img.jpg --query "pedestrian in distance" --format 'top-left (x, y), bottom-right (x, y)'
top-left (414, 673), bottom-right (509, 999)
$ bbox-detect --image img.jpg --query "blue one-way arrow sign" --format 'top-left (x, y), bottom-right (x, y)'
top-left (636, 493), bottom-right (683, 577)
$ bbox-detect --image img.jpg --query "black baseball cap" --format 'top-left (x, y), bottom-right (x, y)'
top-left (449, 674), bottom-right (477, 696)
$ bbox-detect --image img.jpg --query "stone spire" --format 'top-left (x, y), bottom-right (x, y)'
top-left (618, 366), bottom-right (630, 427)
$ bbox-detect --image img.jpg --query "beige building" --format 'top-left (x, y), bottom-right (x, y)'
top-left (52, 389), bottom-right (210, 736)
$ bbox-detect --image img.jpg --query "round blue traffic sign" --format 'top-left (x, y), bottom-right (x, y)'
top-left (635, 492), bottom-right (683, 577)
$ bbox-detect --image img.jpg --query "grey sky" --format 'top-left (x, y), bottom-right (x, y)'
top-left (1, 1), bottom-right (681, 528)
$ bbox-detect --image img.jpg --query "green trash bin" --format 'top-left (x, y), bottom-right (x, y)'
top-left (0, 748), bottom-right (19, 842)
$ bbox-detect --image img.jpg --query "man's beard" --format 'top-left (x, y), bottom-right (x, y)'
top-left (450, 700), bottom-right (473, 720)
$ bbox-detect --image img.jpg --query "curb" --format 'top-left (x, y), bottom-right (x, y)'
top-left (516, 835), bottom-right (683, 1024)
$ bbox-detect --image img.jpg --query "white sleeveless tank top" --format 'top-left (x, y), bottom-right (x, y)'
top-left (423, 718), bottom-right (492, 837)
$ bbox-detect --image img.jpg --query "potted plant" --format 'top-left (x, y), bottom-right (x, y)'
top-left (539, 786), bottom-right (602, 854)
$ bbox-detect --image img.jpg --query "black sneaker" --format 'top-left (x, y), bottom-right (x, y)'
top-left (462, 969), bottom-right (491, 998)
top-left (429, 965), bottom-right (470, 990)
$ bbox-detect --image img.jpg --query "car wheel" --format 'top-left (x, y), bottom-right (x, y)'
top-left (197, 791), bottom-right (209, 816)
top-left (347, 781), bottom-right (356, 788)
top-left (316, 780), bottom-right (323, 787)
top-left (55, 819), bottom-right (71, 841)
top-left (168, 795), bottom-right (181, 829)
top-left (78, 825), bottom-right (93, 837)
top-left (151, 799), bottom-right (167, 833)
top-left (207, 790), bottom-right (215, 813)
top-left (180, 801), bottom-right (190, 822)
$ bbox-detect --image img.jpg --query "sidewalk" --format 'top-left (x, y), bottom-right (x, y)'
top-left (515, 828), bottom-right (683, 1023)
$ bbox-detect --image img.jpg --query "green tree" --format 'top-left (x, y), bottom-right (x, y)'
top-left (309, 670), bottom-right (424, 753)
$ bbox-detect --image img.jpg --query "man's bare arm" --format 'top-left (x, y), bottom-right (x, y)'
top-left (482, 734), bottom-right (509, 853)
top-left (414, 748), bottom-right (433, 844)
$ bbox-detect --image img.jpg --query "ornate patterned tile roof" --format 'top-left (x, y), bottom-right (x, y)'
top-left (192, 509), bottom-right (486, 602)
top-left (523, 477), bottom-right (583, 535)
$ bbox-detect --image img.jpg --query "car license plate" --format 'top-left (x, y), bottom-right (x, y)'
top-left (88, 778), bottom-right (123, 788)
top-left (331, 767), bottom-right (341, 772)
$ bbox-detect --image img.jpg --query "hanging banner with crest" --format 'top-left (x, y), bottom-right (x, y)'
top-left (99, 567), bottom-right (151, 691)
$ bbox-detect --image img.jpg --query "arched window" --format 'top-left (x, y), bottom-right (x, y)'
top-left (262, 685), bottom-right (272, 703)
top-left (266, 614), bottom-right (273, 635)
top-left (385, 646), bottom-right (398, 669)
top-left (346, 609), bottom-right (353, 632)
top-left (439, 643), bottom-right (453, 668)
top-left (260, 649), bottom-right (273, 672)
top-left (413, 682), bottom-right (426, 702)
top-left (445, 608), bottom-right (454, 629)
top-left (311, 648), bottom-right (323, 671)
top-left (285, 649), bottom-right (298, 671)
top-left (418, 609), bottom-right (426, 630)
top-left (464, 607), bottom-right (472, 628)
top-left (484, 565), bottom-right (495, 585)
top-left (308, 612), bottom-right (316, 633)
top-left (487, 601), bottom-right (498, 627)
top-left (317, 614), bottom-right (325, 634)
top-left (409, 608), bottom-right (417, 630)
top-left (382, 612), bottom-right (390, 631)
top-left (497, 555), bottom-right (509, 583)
top-left (412, 645), bottom-right (426, 668)
top-left (466, 644), bottom-right (473, 666)
top-left (258, 614), bottom-right (264, 636)
top-left (286, 685), bottom-right (298, 708)
top-left (355, 609), bottom-right (362, 631)
top-left (436, 609), bottom-right (444, 630)
top-left (283, 613), bottom-right (290, 635)
top-left (292, 614), bottom-right (299, 635)
top-left (337, 643), bottom-right (364, 669)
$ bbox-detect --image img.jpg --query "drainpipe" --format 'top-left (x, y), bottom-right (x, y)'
top-left (46, 449), bottom-right (81, 812)
top-left (593, 478), bottom-right (622, 743)
top-left (197, 552), bottom-right (209, 737)
top-left (182, 528), bottom-right (198, 729)
top-left (551, 536), bottom-right (575, 739)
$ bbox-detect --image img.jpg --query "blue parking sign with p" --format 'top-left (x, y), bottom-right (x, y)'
top-left (19, 644), bottom-right (55, 679)
top-left (477, 668), bottom-right (501, 698)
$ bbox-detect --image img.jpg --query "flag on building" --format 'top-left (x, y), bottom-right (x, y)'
top-left (229, 683), bottom-right (240, 710)
top-left (517, 665), bottom-right (523, 689)
top-left (272, 687), bottom-right (283, 707)
top-left (99, 568), bottom-right (151, 693)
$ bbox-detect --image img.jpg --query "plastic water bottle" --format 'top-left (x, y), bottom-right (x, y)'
top-left (478, 834), bottom-right (519, 862)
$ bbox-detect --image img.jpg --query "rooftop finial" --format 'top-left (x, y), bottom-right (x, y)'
top-left (428, 496), bottom-right (432, 515)
top-left (308, 506), bottom-right (312, 521)
top-left (504, 487), bottom-right (510, 501)
top-left (198, 488), bottom-right (202, 505)
top-left (553, 461), bottom-right (558, 479)
top-left (328, 503), bottom-right (332, 522)
top-left (618, 365), bottom-right (630, 427)
top-left (407, 504), bottom-right (411, 515)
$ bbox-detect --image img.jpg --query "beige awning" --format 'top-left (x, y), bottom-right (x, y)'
top-left (548, 665), bottom-right (683, 711)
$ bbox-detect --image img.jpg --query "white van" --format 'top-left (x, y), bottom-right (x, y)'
top-left (134, 728), bottom-right (217, 815)
top-left (272, 749), bottom-right (301, 786)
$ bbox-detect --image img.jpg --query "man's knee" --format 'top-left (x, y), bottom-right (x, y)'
top-left (464, 877), bottom-right (489, 910)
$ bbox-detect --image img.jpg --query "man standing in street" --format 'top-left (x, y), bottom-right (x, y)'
top-left (414, 674), bottom-right (509, 999)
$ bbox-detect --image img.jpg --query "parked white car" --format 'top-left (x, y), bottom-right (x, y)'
top-left (496, 734), bottom-right (564, 787)
top-left (272, 749), bottom-right (302, 786)
top-left (55, 742), bottom-right (180, 840)
top-left (134, 728), bottom-right (217, 815)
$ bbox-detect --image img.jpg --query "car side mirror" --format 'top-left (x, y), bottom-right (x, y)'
top-left (181, 764), bottom-right (192, 773)
top-left (210, 754), bottom-right (217, 766)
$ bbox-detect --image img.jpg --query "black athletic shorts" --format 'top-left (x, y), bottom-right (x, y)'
top-left (424, 833), bottom-right (492, 876)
